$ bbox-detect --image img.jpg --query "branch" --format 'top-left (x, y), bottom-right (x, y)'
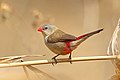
top-left (0, 55), bottom-right (119, 68)
top-left (0, 54), bottom-right (45, 63)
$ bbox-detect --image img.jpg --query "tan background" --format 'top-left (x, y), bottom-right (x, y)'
top-left (0, 0), bottom-right (120, 80)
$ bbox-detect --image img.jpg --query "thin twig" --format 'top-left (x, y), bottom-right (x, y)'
top-left (0, 54), bottom-right (45, 63)
top-left (0, 55), bottom-right (118, 68)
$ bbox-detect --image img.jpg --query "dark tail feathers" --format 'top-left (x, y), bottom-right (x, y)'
top-left (76, 28), bottom-right (104, 40)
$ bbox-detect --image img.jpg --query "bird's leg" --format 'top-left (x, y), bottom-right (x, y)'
top-left (52, 54), bottom-right (60, 65)
top-left (69, 53), bottom-right (72, 64)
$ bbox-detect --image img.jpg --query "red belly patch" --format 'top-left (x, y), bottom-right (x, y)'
top-left (63, 42), bottom-right (73, 54)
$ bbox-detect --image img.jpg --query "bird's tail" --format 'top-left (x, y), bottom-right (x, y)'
top-left (76, 28), bottom-right (103, 40)
top-left (71, 28), bottom-right (104, 47)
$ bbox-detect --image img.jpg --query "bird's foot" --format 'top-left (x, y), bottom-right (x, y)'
top-left (51, 57), bottom-right (58, 66)
top-left (51, 54), bottom-right (60, 66)
top-left (69, 58), bottom-right (72, 64)
top-left (69, 54), bottom-right (72, 64)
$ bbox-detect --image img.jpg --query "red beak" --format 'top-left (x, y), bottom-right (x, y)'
top-left (38, 27), bottom-right (43, 32)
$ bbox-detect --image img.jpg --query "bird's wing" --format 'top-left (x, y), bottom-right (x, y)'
top-left (47, 30), bottom-right (77, 43)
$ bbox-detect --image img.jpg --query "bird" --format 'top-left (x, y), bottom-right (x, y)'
top-left (37, 24), bottom-right (103, 64)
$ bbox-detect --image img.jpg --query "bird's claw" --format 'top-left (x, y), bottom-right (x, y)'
top-left (51, 54), bottom-right (60, 66)
top-left (51, 57), bottom-right (58, 66)
top-left (69, 59), bottom-right (72, 64)
top-left (69, 55), bottom-right (72, 64)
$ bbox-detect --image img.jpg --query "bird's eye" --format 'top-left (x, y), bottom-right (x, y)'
top-left (44, 27), bottom-right (48, 30)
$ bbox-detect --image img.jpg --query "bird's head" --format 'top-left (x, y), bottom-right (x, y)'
top-left (37, 24), bottom-right (58, 36)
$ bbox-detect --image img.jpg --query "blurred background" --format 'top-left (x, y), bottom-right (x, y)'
top-left (0, 0), bottom-right (120, 80)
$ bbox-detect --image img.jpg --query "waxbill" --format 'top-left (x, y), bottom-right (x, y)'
top-left (38, 24), bottom-right (103, 64)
